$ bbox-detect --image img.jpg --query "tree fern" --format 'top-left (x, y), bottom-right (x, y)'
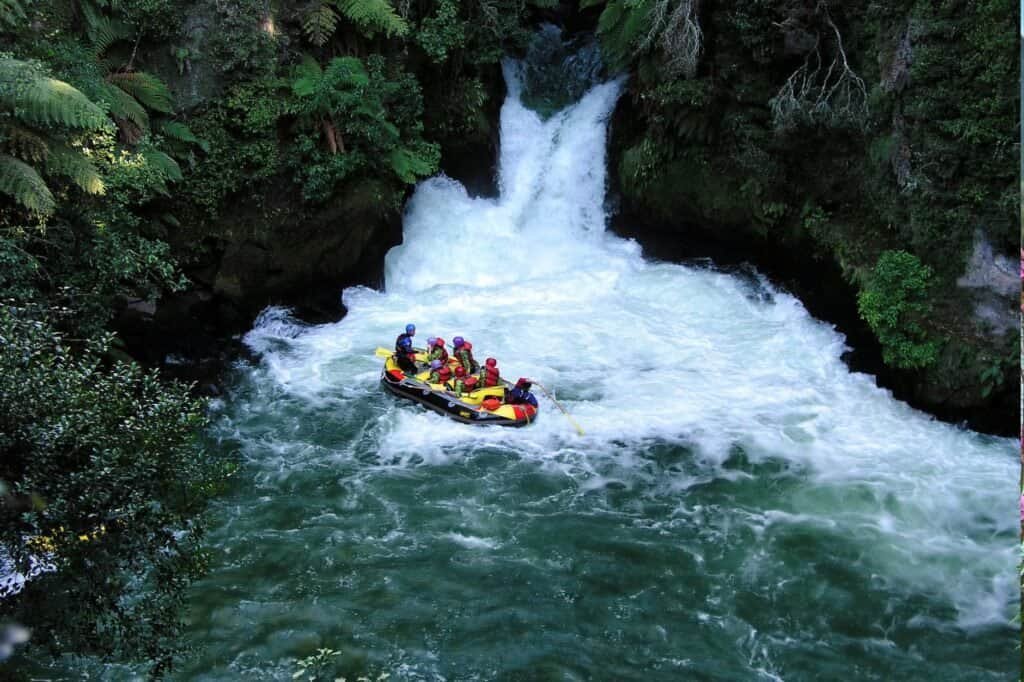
top-left (0, 153), bottom-right (56, 214)
top-left (142, 149), bottom-right (183, 183)
top-left (388, 142), bottom-right (438, 183)
top-left (0, 59), bottom-right (109, 130)
top-left (97, 80), bottom-right (149, 129)
top-left (107, 72), bottom-right (173, 114)
top-left (1, 124), bottom-right (49, 164)
top-left (334, 0), bottom-right (408, 38)
top-left (292, 56), bottom-right (324, 97)
top-left (86, 15), bottom-right (134, 60)
top-left (303, 3), bottom-right (340, 47)
top-left (156, 120), bottom-right (201, 145)
top-left (45, 144), bottom-right (105, 195)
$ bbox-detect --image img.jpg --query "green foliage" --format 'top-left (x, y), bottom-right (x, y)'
top-left (289, 54), bottom-right (438, 202)
top-left (0, 58), bottom-right (109, 130)
top-left (857, 250), bottom-right (939, 369)
top-left (417, 0), bottom-right (465, 64)
top-left (0, 308), bottom-right (232, 676)
top-left (335, 0), bottom-right (408, 38)
top-left (303, 3), bottom-right (341, 47)
top-left (0, 154), bottom-right (56, 214)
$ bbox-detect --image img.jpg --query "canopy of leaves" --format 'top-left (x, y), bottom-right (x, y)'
top-left (0, 308), bottom-right (233, 676)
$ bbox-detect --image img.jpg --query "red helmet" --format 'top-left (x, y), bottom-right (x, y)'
top-left (485, 358), bottom-right (497, 367)
top-left (464, 376), bottom-right (478, 387)
top-left (455, 366), bottom-right (466, 377)
top-left (434, 337), bottom-right (445, 347)
top-left (515, 377), bottom-right (529, 388)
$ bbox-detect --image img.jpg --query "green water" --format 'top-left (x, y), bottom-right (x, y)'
top-left (166, 370), bottom-right (1016, 681)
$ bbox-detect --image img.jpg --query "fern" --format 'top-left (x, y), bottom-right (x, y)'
top-left (46, 144), bottom-right (105, 195)
top-left (388, 142), bottom-right (438, 183)
top-left (107, 71), bottom-right (173, 113)
top-left (0, 153), bottom-right (56, 214)
top-left (142, 149), bottom-right (182, 183)
top-left (156, 120), bottom-right (199, 144)
top-left (0, 59), bottom-right (109, 130)
top-left (292, 55), bottom-right (324, 97)
top-left (87, 15), bottom-right (134, 58)
top-left (303, 3), bottom-right (340, 46)
top-left (1, 124), bottom-right (49, 164)
top-left (334, 0), bottom-right (408, 37)
top-left (97, 80), bottom-right (149, 129)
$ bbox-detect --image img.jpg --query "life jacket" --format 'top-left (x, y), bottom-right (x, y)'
top-left (433, 366), bottom-right (451, 384)
top-left (428, 345), bottom-right (448, 364)
top-left (455, 346), bottom-right (476, 372)
top-left (480, 365), bottom-right (500, 387)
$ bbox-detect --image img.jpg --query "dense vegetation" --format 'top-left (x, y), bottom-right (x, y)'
top-left (0, 0), bottom-right (547, 675)
top-left (0, 0), bottom-right (1017, 674)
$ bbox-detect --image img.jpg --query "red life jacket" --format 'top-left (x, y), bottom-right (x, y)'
top-left (430, 345), bottom-right (448, 364)
top-left (480, 366), bottom-right (500, 387)
top-left (437, 366), bottom-right (452, 383)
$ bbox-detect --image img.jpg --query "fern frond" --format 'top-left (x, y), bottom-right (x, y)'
top-left (142, 149), bottom-right (183, 182)
top-left (96, 80), bottom-right (149, 129)
top-left (388, 143), bottom-right (438, 183)
top-left (0, 0), bottom-right (27, 30)
top-left (292, 55), bottom-right (324, 97)
top-left (87, 15), bottom-right (134, 57)
top-left (0, 153), bottom-right (55, 214)
top-left (324, 56), bottom-right (369, 87)
top-left (0, 123), bottom-right (50, 164)
top-left (107, 71), bottom-right (173, 113)
top-left (303, 3), bottom-right (340, 47)
top-left (0, 59), bottom-right (109, 130)
top-left (45, 144), bottom-right (105, 195)
top-left (334, 0), bottom-right (408, 37)
top-left (156, 120), bottom-right (199, 144)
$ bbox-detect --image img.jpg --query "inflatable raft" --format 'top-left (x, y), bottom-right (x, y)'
top-left (380, 351), bottom-right (539, 427)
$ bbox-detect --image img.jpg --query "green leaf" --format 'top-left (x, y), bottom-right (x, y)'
top-left (333, 0), bottom-right (408, 37)
top-left (0, 58), bottom-right (109, 130)
top-left (107, 71), bottom-right (174, 114)
top-left (0, 153), bottom-right (56, 214)
top-left (45, 144), bottom-right (105, 195)
top-left (303, 3), bottom-right (340, 46)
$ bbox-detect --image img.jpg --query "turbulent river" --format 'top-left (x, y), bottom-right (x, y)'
top-left (171, 46), bottom-right (1017, 680)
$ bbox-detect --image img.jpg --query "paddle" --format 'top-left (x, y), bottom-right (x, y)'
top-left (530, 380), bottom-right (585, 436)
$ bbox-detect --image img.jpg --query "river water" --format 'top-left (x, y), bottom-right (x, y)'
top-left (173, 43), bottom-right (1018, 681)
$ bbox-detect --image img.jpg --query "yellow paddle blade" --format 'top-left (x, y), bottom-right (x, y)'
top-left (375, 347), bottom-right (393, 358)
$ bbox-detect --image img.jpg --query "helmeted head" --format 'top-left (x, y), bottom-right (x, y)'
top-left (515, 378), bottom-right (531, 389)
top-left (455, 366), bottom-right (466, 377)
top-left (405, 323), bottom-right (416, 335)
top-left (464, 376), bottom-right (478, 387)
top-left (434, 337), bottom-right (445, 347)
top-left (430, 359), bottom-right (442, 369)
top-left (485, 357), bottom-right (496, 368)
top-left (427, 336), bottom-right (436, 347)
top-left (453, 336), bottom-right (464, 348)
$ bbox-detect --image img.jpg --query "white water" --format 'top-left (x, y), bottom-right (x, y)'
top-left (241, 62), bottom-right (1018, 633)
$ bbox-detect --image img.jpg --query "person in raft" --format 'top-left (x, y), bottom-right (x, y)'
top-left (394, 323), bottom-right (418, 373)
top-left (428, 336), bottom-right (449, 365)
top-left (428, 359), bottom-right (451, 385)
top-left (508, 378), bottom-right (538, 408)
top-left (452, 336), bottom-right (478, 373)
top-left (448, 366), bottom-right (478, 397)
top-left (479, 357), bottom-right (500, 387)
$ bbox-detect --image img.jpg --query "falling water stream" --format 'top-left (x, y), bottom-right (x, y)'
top-left (155, 32), bottom-right (1023, 681)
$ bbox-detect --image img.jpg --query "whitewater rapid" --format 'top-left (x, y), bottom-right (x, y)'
top-left (238, 58), bottom-right (1016, 655)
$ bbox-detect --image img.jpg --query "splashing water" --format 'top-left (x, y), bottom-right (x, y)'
top-left (173, 39), bottom-right (1017, 681)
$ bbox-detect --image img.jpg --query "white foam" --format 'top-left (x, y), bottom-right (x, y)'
top-left (237, 59), bottom-right (1019, 631)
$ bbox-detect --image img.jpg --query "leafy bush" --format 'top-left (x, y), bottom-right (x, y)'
top-left (857, 250), bottom-right (939, 369)
top-left (0, 307), bottom-right (234, 676)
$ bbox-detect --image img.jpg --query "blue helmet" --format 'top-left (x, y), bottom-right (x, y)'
top-left (405, 323), bottom-right (416, 335)
top-left (453, 336), bottom-right (464, 347)
top-left (430, 359), bottom-right (442, 369)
